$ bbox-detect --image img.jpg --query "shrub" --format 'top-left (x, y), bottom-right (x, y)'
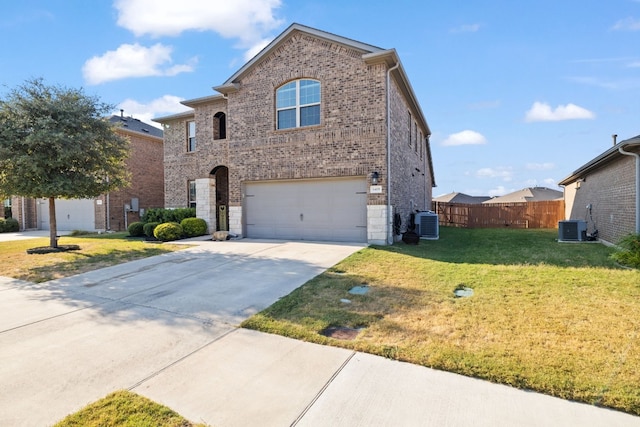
top-left (0, 217), bottom-right (19, 232)
top-left (127, 221), bottom-right (145, 237)
top-left (153, 222), bottom-right (183, 242)
top-left (142, 208), bottom-right (196, 224)
top-left (181, 217), bottom-right (208, 237)
top-left (4, 206), bottom-right (11, 219)
top-left (611, 233), bottom-right (640, 269)
top-left (143, 222), bottom-right (160, 238)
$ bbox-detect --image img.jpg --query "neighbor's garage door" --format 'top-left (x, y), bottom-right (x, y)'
top-left (245, 178), bottom-right (367, 242)
top-left (39, 199), bottom-right (96, 231)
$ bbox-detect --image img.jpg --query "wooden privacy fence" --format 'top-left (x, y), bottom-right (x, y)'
top-left (431, 200), bottom-right (565, 229)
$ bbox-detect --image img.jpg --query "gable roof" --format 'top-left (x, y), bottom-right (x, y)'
top-left (216, 23), bottom-right (385, 90)
top-left (558, 135), bottom-right (640, 185)
top-left (433, 192), bottom-right (490, 204)
top-left (109, 114), bottom-right (163, 138)
top-left (483, 187), bottom-right (563, 204)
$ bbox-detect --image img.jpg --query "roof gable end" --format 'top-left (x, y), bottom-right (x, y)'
top-left (214, 23), bottom-right (384, 93)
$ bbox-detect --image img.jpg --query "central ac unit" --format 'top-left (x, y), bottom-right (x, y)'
top-left (558, 220), bottom-right (587, 242)
top-left (415, 211), bottom-right (439, 240)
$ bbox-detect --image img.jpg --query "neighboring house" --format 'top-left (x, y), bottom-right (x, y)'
top-left (559, 135), bottom-right (640, 245)
top-left (433, 192), bottom-right (490, 204)
top-left (10, 113), bottom-right (164, 232)
top-left (154, 23), bottom-right (435, 244)
top-left (482, 187), bottom-right (563, 204)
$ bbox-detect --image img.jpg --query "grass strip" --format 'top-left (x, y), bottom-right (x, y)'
top-left (242, 227), bottom-right (640, 415)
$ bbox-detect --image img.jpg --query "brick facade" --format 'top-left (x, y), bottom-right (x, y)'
top-left (157, 24), bottom-right (435, 244)
top-left (564, 151), bottom-right (637, 244)
top-left (102, 127), bottom-right (164, 231)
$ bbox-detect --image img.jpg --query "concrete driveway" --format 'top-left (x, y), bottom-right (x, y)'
top-left (1, 237), bottom-right (639, 426)
top-left (0, 239), bottom-right (364, 426)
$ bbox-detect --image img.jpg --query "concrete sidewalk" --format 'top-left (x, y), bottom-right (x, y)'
top-left (0, 239), bottom-right (638, 426)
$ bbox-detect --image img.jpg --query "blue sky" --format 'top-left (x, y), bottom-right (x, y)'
top-left (2, 0), bottom-right (639, 197)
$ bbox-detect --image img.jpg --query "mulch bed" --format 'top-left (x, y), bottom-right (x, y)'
top-left (26, 245), bottom-right (81, 255)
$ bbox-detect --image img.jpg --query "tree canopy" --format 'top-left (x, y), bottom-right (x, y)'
top-left (0, 79), bottom-right (131, 247)
top-left (0, 79), bottom-right (130, 198)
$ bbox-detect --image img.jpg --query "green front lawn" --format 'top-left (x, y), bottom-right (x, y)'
top-left (0, 232), bottom-right (185, 283)
top-left (242, 227), bottom-right (640, 415)
top-left (53, 390), bottom-right (207, 427)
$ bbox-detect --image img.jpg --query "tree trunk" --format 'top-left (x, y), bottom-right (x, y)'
top-left (48, 197), bottom-right (58, 248)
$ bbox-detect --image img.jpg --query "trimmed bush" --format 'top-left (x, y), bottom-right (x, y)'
top-left (181, 217), bottom-right (208, 237)
top-left (127, 221), bottom-right (145, 237)
top-left (0, 217), bottom-right (19, 233)
top-left (153, 222), bottom-right (183, 242)
top-left (142, 208), bottom-right (195, 224)
top-left (143, 222), bottom-right (160, 238)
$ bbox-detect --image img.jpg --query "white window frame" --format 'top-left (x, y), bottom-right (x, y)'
top-left (276, 79), bottom-right (321, 130)
top-left (188, 180), bottom-right (196, 208)
top-left (187, 121), bottom-right (196, 152)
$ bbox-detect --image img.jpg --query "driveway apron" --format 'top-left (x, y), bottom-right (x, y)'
top-left (0, 240), bottom-right (364, 426)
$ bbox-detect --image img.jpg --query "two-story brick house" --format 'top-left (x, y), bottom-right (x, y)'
top-left (155, 23), bottom-right (435, 244)
top-left (9, 113), bottom-right (164, 231)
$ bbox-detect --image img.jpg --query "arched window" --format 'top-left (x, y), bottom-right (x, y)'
top-left (276, 79), bottom-right (320, 130)
top-left (213, 112), bottom-right (226, 140)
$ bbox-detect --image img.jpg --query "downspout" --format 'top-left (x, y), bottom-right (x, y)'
top-left (21, 197), bottom-right (26, 230)
top-left (618, 144), bottom-right (640, 233)
top-left (386, 62), bottom-right (400, 244)
top-left (106, 193), bottom-right (110, 231)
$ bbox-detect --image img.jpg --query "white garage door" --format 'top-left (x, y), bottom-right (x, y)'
top-left (39, 199), bottom-right (96, 231)
top-left (245, 178), bottom-right (367, 242)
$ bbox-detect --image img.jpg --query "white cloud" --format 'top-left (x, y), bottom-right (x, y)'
top-left (488, 186), bottom-right (511, 197)
top-left (526, 162), bottom-right (555, 171)
top-left (116, 95), bottom-right (192, 128)
top-left (441, 130), bottom-right (487, 146)
top-left (114, 0), bottom-right (283, 58)
top-left (611, 17), bottom-right (640, 31)
top-left (476, 167), bottom-right (513, 182)
top-left (524, 102), bottom-right (595, 122)
top-left (83, 43), bottom-right (196, 85)
top-left (542, 178), bottom-right (557, 186)
top-left (450, 23), bottom-right (481, 33)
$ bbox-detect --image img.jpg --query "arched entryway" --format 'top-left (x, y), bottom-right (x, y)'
top-left (210, 165), bottom-right (229, 231)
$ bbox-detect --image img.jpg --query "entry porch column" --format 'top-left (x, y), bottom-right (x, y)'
top-left (195, 178), bottom-right (216, 233)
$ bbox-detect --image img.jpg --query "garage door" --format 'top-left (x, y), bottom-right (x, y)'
top-left (38, 199), bottom-right (96, 231)
top-left (245, 178), bottom-right (367, 242)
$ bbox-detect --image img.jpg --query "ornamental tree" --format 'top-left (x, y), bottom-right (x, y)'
top-left (0, 79), bottom-right (130, 248)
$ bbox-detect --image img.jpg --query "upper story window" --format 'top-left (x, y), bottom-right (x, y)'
top-left (213, 112), bottom-right (226, 140)
top-left (187, 121), bottom-right (196, 152)
top-left (276, 79), bottom-right (320, 130)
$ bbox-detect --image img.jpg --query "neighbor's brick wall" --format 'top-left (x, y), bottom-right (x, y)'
top-left (10, 196), bottom-right (38, 230)
top-left (567, 153), bottom-right (637, 244)
top-left (388, 75), bottom-right (432, 232)
top-left (106, 129), bottom-right (164, 230)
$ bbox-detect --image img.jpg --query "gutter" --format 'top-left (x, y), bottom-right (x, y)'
top-left (386, 62), bottom-right (400, 244)
top-left (618, 144), bottom-right (640, 233)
